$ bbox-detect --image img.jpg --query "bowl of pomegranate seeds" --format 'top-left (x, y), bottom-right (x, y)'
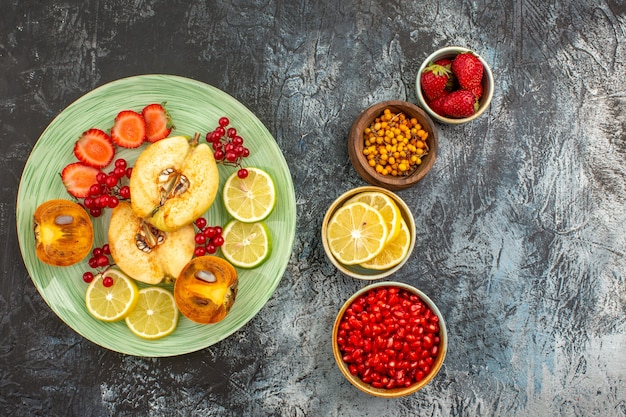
top-left (348, 100), bottom-right (438, 190)
top-left (332, 282), bottom-right (447, 397)
top-left (415, 46), bottom-right (494, 124)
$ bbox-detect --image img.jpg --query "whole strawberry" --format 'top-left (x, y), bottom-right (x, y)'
top-left (427, 91), bottom-right (450, 117)
top-left (420, 63), bottom-right (452, 101)
top-left (441, 90), bottom-right (479, 118)
top-left (451, 52), bottom-right (483, 90)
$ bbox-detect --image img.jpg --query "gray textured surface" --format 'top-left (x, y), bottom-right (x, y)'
top-left (1, 1), bottom-right (625, 416)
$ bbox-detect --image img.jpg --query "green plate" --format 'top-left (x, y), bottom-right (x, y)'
top-left (16, 75), bottom-right (296, 357)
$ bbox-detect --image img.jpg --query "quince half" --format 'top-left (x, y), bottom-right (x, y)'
top-left (130, 135), bottom-right (219, 232)
top-left (108, 202), bottom-right (195, 285)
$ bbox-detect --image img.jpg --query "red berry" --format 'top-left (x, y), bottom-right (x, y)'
top-left (420, 63), bottom-right (452, 101)
top-left (119, 185), bottom-right (131, 199)
top-left (102, 276), bottom-right (114, 287)
top-left (212, 236), bottom-right (224, 247)
top-left (195, 233), bottom-right (206, 245)
top-left (88, 257), bottom-right (98, 268)
top-left (115, 158), bottom-right (127, 169)
top-left (83, 272), bottom-right (94, 283)
top-left (194, 247), bottom-right (207, 257)
top-left (96, 172), bottom-right (107, 184)
top-left (125, 167), bottom-right (133, 178)
top-left (102, 244), bottom-right (111, 255)
top-left (203, 227), bottom-right (217, 238)
top-left (227, 127), bottom-right (237, 138)
top-left (105, 175), bottom-right (118, 188)
top-left (89, 208), bottom-right (103, 217)
top-left (237, 168), bottom-right (248, 179)
top-left (195, 217), bottom-right (207, 229)
top-left (451, 52), bottom-right (484, 90)
top-left (218, 117), bottom-right (230, 127)
top-left (96, 255), bottom-right (109, 267)
top-left (440, 90), bottom-right (479, 118)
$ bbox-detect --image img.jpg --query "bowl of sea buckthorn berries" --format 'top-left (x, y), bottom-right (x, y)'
top-left (416, 46), bottom-right (494, 124)
top-left (332, 281), bottom-right (447, 397)
top-left (348, 100), bottom-right (438, 190)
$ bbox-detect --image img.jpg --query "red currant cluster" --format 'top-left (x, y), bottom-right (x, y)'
top-left (205, 117), bottom-right (250, 179)
top-left (82, 158), bottom-right (132, 217)
top-left (193, 217), bottom-right (224, 257)
top-left (83, 244), bottom-right (114, 285)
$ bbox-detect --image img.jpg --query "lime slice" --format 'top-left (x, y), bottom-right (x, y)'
top-left (85, 268), bottom-right (139, 322)
top-left (345, 191), bottom-right (402, 244)
top-left (360, 218), bottom-right (411, 270)
top-left (125, 287), bottom-right (179, 340)
top-left (326, 201), bottom-right (388, 265)
top-left (223, 167), bottom-right (276, 222)
top-left (221, 220), bottom-right (272, 268)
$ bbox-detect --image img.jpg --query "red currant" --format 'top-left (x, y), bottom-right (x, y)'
top-left (219, 117), bottom-right (230, 127)
top-left (102, 276), bottom-right (114, 287)
top-left (237, 168), bottom-right (248, 179)
top-left (102, 244), bottom-right (111, 255)
top-left (119, 185), bottom-right (131, 199)
top-left (195, 217), bottom-right (207, 229)
top-left (194, 247), bottom-right (207, 257)
top-left (115, 158), bottom-right (127, 169)
top-left (83, 272), bottom-right (94, 283)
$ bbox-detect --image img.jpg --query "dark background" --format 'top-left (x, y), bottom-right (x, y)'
top-left (1, 1), bottom-right (625, 416)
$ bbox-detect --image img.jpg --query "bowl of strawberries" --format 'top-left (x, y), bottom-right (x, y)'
top-left (416, 46), bottom-right (494, 124)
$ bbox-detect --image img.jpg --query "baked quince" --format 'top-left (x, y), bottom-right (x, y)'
top-left (108, 202), bottom-right (195, 284)
top-left (33, 199), bottom-right (94, 266)
top-left (174, 256), bottom-right (238, 324)
top-left (129, 134), bottom-right (219, 232)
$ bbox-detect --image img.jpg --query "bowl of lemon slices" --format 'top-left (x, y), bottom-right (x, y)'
top-left (321, 186), bottom-right (416, 280)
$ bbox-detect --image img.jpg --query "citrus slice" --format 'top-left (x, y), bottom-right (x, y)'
top-left (125, 287), bottom-right (179, 340)
top-left (85, 268), bottom-right (139, 322)
top-left (326, 201), bottom-right (388, 265)
top-left (223, 167), bottom-right (276, 222)
top-left (221, 220), bottom-right (272, 268)
top-left (360, 218), bottom-right (412, 270)
top-left (345, 191), bottom-right (402, 244)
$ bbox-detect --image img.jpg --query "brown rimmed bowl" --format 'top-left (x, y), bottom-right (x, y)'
top-left (332, 281), bottom-right (448, 397)
top-left (348, 100), bottom-right (438, 191)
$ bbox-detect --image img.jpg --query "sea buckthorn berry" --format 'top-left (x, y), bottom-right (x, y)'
top-left (362, 109), bottom-right (429, 177)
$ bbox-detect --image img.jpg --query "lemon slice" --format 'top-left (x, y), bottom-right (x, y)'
top-left (85, 268), bottom-right (139, 322)
top-left (221, 220), bottom-right (272, 268)
top-left (345, 191), bottom-right (402, 244)
top-left (360, 218), bottom-right (412, 270)
top-left (326, 201), bottom-right (388, 265)
top-left (223, 167), bottom-right (276, 222)
top-left (125, 287), bottom-right (179, 340)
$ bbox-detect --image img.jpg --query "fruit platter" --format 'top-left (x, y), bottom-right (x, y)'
top-left (16, 74), bottom-right (296, 357)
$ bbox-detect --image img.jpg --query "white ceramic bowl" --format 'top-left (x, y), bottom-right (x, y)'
top-left (416, 46), bottom-right (494, 124)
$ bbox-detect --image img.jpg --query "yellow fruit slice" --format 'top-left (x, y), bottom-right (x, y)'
top-left (85, 268), bottom-right (139, 322)
top-left (221, 220), bottom-right (272, 268)
top-left (360, 218), bottom-right (411, 270)
top-left (125, 287), bottom-right (179, 340)
top-left (223, 167), bottom-right (276, 222)
top-left (345, 191), bottom-right (402, 244)
top-left (326, 201), bottom-right (388, 265)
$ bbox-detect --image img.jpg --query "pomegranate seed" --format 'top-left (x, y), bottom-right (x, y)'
top-left (336, 286), bottom-right (442, 389)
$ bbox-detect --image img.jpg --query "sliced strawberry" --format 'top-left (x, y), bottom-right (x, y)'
top-left (110, 110), bottom-right (146, 148)
top-left (142, 103), bottom-right (173, 142)
top-left (73, 128), bottom-right (115, 168)
top-left (61, 162), bottom-right (101, 198)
